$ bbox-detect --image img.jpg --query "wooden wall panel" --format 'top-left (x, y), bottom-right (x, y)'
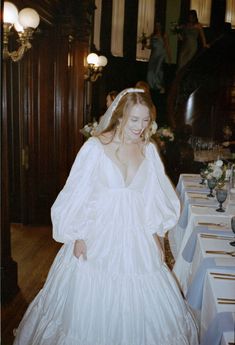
top-left (7, 12), bottom-right (91, 225)
top-left (2, 0), bottom-right (92, 302)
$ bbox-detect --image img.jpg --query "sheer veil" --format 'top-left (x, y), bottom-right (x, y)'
top-left (94, 88), bottom-right (145, 135)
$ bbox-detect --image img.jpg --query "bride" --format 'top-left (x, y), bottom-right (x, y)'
top-left (13, 88), bottom-right (198, 345)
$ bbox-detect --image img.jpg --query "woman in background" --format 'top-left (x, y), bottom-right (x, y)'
top-left (177, 9), bottom-right (209, 70)
top-left (146, 22), bottom-right (172, 94)
top-left (106, 90), bottom-right (118, 108)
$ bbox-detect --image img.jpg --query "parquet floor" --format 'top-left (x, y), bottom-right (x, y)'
top-left (1, 224), bottom-right (174, 345)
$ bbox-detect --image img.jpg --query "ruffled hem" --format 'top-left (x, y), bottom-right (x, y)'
top-left (14, 308), bottom-right (198, 345)
top-left (13, 262), bottom-right (199, 345)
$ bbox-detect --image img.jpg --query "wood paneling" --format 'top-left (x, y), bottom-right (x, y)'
top-left (2, 0), bottom-right (92, 303)
top-left (1, 64), bottom-right (19, 304)
top-left (6, 1), bottom-right (91, 225)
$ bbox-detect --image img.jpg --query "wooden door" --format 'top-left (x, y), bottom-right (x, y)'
top-left (8, 27), bottom-right (87, 225)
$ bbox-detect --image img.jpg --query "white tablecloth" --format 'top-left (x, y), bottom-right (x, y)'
top-left (200, 269), bottom-right (235, 345)
top-left (168, 174), bottom-right (235, 344)
top-left (169, 174), bottom-right (235, 295)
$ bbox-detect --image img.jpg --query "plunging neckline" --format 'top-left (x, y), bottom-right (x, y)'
top-left (104, 152), bottom-right (146, 188)
top-left (93, 137), bottom-right (146, 187)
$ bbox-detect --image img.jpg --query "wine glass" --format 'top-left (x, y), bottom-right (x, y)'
top-left (207, 178), bottom-right (217, 197)
top-left (215, 189), bottom-right (228, 212)
top-left (199, 168), bottom-right (207, 185)
top-left (230, 216), bottom-right (235, 246)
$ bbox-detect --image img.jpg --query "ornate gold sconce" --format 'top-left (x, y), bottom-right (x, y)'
top-left (84, 53), bottom-right (108, 82)
top-left (3, 1), bottom-right (40, 62)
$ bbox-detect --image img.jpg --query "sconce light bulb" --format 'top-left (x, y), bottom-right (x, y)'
top-left (3, 1), bottom-right (19, 24)
top-left (14, 20), bottom-right (24, 32)
top-left (98, 55), bottom-right (108, 67)
top-left (19, 8), bottom-right (40, 29)
top-left (87, 53), bottom-right (98, 65)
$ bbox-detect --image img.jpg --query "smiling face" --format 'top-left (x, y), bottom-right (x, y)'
top-left (98, 91), bottom-right (156, 144)
top-left (123, 104), bottom-right (150, 142)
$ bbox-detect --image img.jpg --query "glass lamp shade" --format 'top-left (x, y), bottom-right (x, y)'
top-left (19, 8), bottom-right (40, 29)
top-left (14, 20), bottom-right (24, 32)
top-left (97, 55), bottom-right (108, 67)
top-left (87, 53), bottom-right (98, 65)
top-left (3, 2), bottom-right (19, 24)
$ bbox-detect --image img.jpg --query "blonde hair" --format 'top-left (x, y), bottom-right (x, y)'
top-left (96, 91), bottom-right (156, 144)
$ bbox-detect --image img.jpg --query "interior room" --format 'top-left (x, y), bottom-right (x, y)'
top-left (2, 0), bottom-right (235, 344)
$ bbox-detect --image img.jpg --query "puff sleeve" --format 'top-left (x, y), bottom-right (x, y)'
top-left (51, 138), bottom-right (100, 243)
top-left (144, 142), bottom-right (180, 237)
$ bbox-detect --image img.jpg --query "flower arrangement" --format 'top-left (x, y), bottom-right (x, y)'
top-left (155, 126), bottom-right (175, 143)
top-left (137, 32), bottom-right (149, 50)
top-left (202, 159), bottom-right (228, 186)
top-left (80, 120), bottom-right (98, 138)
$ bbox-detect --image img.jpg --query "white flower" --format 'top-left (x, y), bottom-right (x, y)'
top-left (149, 121), bottom-right (158, 135)
top-left (212, 167), bottom-right (223, 179)
top-left (162, 129), bottom-right (170, 137)
top-left (215, 160), bottom-right (223, 167)
top-left (80, 120), bottom-right (98, 138)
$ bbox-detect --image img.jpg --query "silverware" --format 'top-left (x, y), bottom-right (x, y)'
top-left (218, 301), bottom-right (235, 304)
top-left (198, 222), bottom-right (226, 227)
top-left (192, 205), bottom-right (211, 208)
top-left (186, 184), bottom-right (205, 188)
top-left (206, 250), bottom-right (235, 257)
top-left (200, 234), bottom-right (234, 240)
top-left (190, 196), bottom-right (209, 200)
top-left (214, 276), bottom-right (235, 280)
top-left (210, 272), bottom-right (235, 277)
top-left (217, 297), bottom-right (235, 305)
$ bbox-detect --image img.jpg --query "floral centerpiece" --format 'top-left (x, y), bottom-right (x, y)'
top-left (80, 120), bottom-right (98, 138)
top-left (202, 159), bottom-right (229, 187)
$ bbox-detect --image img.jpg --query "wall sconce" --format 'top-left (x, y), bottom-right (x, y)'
top-left (3, 1), bottom-right (40, 62)
top-left (85, 53), bottom-right (108, 82)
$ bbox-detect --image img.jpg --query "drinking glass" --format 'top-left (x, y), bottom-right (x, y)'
top-left (199, 168), bottom-right (207, 185)
top-left (229, 216), bottom-right (235, 246)
top-left (207, 178), bottom-right (217, 197)
top-left (215, 189), bottom-right (227, 212)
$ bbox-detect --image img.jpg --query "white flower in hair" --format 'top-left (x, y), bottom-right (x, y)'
top-left (149, 121), bottom-right (158, 135)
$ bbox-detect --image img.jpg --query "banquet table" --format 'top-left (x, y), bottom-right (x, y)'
top-left (199, 268), bottom-right (235, 345)
top-left (168, 173), bottom-right (235, 344)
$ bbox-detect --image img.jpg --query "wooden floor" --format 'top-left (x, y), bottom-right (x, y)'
top-left (1, 224), bottom-right (62, 345)
top-left (1, 224), bottom-right (174, 345)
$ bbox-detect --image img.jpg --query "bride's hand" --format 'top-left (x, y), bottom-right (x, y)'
top-left (73, 239), bottom-right (87, 260)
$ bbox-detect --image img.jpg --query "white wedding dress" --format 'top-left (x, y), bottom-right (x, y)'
top-left (13, 137), bottom-right (198, 345)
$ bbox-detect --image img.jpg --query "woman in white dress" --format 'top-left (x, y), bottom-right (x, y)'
top-left (13, 88), bottom-right (199, 345)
